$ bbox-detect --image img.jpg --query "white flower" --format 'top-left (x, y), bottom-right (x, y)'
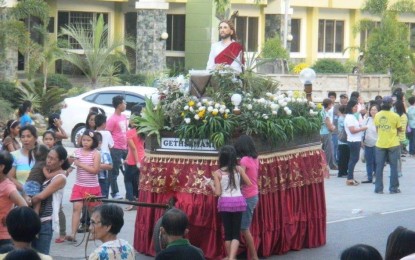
top-left (194, 114), bottom-right (200, 120)
top-left (225, 109), bottom-right (230, 113)
top-left (281, 102), bottom-right (287, 107)
top-left (272, 110), bottom-right (278, 115)
top-left (184, 105), bottom-right (189, 110)
top-left (284, 106), bottom-right (290, 111)
top-left (258, 98), bottom-right (266, 104)
top-left (207, 106), bottom-right (214, 112)
top-left (219, 108), bottom-right (225, 114)
top-left (197, 102), bottom-right (202, 107)
top-left (199, 106), bottom-right (206, 111)
top-left (262, 114), bottom-right (269, 120)
top-left (286, 110), bottom-right (292, 115)
top-left (266, 92), bottom-right (273, 97)
top-left (247, 104), bottom-right (253, 110)
top-left (202, 98), bottom-right (208, 103)
top-left (309, 101), bottom-right (316, 108)
top-left (208, 101), bottom-right (214, 106)
top-left (214, 103), bottom-right (220, 108)
top-left (184, 118), bottom-right (191, 124)
top-left (287, 90), bottom-right (293, 97)
top-left (278, 99), bottom-right (284, 105)
top-left (212, 108), bottom-right (219, 115)
top-left (220, 104), bottom-right (226, 110)
top-left (189, 107), bottom-right (194, 112)
top-left (270, 103), bottom-right (278, 110)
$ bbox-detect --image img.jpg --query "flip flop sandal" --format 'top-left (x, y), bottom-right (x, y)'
top-left (65, 235), bottom-right (77, 243)
top-left (55, 237), bottom-right (66, 243)
top-left (124, 205), bottom-right (136, 211)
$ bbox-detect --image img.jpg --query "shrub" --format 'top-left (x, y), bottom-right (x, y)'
top-left (35, 74), bottom-right (73, 90)
top-left (311, 59), bottom-right (346, 73)
top-left (260, 36), bottom-right (289, 60)
top-left (119, 73), bottom-right (146, 86)
top-left (0, 81), bottom-right (21, 108)
top-left (0, 98), bottom-right (14, 124)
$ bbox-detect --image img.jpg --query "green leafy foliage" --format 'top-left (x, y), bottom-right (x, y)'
top-left (35, 74), bottom-right (73, 90)
top-left (311, 59), bottom-right (346, 73)
top-left (0, 98), bottom-right (14, 123)
top-left (133, 98), bottom-right (168, 144)
top-left (17, 80), bottom-right (67, 116)
top-left (118, 73), bottom-right (146, 86)
top-left (260, 36), bottom-right (289, 59)
top-left (0, 80), bottom-right (21, 108)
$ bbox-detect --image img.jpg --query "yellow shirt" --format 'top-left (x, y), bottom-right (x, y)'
top-left (374, 110), bottom-right (401, 148)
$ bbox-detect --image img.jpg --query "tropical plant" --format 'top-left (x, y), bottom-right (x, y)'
top-left (119, 73), bottom-right (146, 86)
top-left (133, 98), bottom-right (169, 145)
top-left (356, 0), bottom-right (415, 83)
top-left (0, 98), bottom-right (14, 123)
top-left (260, 36), bottom-right (289, 60)
top-left (59, 14), bottom-right (130, 88)
top-left (17, 80), bottom-right (67, 115)
top-left (35, 73), bottom-right (73, 90)
top-left (0, 80), bottom-right (21, 108)
top-left (312, 59), bottom-right (346, 73)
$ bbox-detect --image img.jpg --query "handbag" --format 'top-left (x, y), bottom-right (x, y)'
top-left (407, 125), bottom-right (412, 133)
top-left (339, 125), bottom-right (348, 143)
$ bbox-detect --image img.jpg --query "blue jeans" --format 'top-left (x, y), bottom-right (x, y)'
top-left (409, 128), bottom-right (415, 155)
top-left (332, 134), bottom-right (339, 163)
top-left (124, 164), bottom-right (139, 201)
top-left (347, 141), bottom-right (361, 180)
top-left (364, 146), bottom-right (376, 181)
top-left (32, 220), bottom-right (52, 255)
top-left (241, 195), bottom-right (259, 230)
top-left (109, 148), bottom-right (127, 197)
top-left (99, 177), bottom-right (109, 198)
top-left (374, 146), bottom-right (400, 193)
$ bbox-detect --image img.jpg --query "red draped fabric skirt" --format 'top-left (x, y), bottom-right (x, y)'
top-left (134, 146), bottom-right (326, 259)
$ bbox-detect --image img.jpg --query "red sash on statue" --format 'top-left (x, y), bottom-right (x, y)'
top-left (214, 42), bottom-right (245, 66)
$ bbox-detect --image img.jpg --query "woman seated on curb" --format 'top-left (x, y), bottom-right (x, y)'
top-left (88, 204), bottom-right (135, 260)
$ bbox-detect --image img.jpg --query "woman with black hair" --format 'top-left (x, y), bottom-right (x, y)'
top-left (385, 226), bottom-right (415, 260)
top-left (2, 120), bottom-right (21, 152)
top-left (47, 113), bottom-right (68, 146)
top-left (88, 204), bottom-right (135, 259)
top-left (7, 125), bottom-right (37, 192)
top-left (344, 99), bottom-right (368, 186)
top-left (17, 100), bottom-right (33, 127)
top-left (29, 146), bottom-right (69, 255)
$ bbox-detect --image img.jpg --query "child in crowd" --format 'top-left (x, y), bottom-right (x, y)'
top-left (95, 114), bottom-right (114, 154)
top-left (234, 135), bottom-right (259, 260)
top-left (47, 113), bottom-right (68, 146)
top-left (67, 130), bottom-right (101, 242)
top-left (42, 131), bottom-right (57, 149)
top-left (77, 111), bottom-right (98, 147)
top-left (0, 151), bottom-right (27, 248)
top-left (2, 120), bottom-right (21, 152)
top-left (211, 145), bottom-right (251, 260)
top-left (337, 105), bottom-right (350, 178)
top-left (124, 105), bottom-right (145, 211)
top-left (95, 132), bottom-right (113, 198)
top-left (23, 144), bottom-right (49, 214)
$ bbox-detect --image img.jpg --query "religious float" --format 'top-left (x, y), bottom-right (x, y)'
top-left (133, 67), bottom-right (327, 259)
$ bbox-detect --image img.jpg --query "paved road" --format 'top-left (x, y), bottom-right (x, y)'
top-left (50, 143), bottom-right (415, 259)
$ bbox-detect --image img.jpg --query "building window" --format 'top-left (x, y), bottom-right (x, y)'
top-left (234, 16), bottom-right (259, 52)
top-left (318, 20), bottom-right (344, 53)
top-left (166, 14), bottom-right (185, 51)
top-left (290, 19), bottom-right (301, 52)
top-left (407, 23), bottom-right (415, 51)
top-left (58, 12), bottom-right (108, 49)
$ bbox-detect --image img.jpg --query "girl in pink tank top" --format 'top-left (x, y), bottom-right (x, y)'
top-left (67, 130), bottom-right (101, 242)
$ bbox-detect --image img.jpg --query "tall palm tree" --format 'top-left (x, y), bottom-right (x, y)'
top-left (60, 14), bottom-right (130, 88)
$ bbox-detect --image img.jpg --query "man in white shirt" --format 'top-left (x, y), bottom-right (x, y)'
top-left (206, 20), bottom-right (244, 73)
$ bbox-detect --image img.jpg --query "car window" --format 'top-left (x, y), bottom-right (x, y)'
top-left (94, 93), bottom-right (119, 107)
top-left (83, 93), bottom-right (96, 102)
top-left (125, 94), bottom-right (145, 111)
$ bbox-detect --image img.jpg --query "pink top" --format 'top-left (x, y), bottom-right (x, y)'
top-left (106, 114), bottom-right (128, 150)
top-left (126, 128), bottom-right (145, 165)
top-left (0, 178), bottom-right (17, 239)
top-left (75, 149), bottom-right (99, 187)
top-left (240, 156), bottom-right (259, 198)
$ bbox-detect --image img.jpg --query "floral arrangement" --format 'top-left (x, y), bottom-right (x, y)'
top-left (134, 71), bottom-right (322, 148)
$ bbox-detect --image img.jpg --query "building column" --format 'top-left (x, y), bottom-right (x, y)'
top-left (135, 0), bottom-right (169, 73)
top-left (305, 7), bottom-right (318, 65)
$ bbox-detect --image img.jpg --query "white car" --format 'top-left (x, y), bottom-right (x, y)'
top-left (60, 86), bottom-right (157, 146)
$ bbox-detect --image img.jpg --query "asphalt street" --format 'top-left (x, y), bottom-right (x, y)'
top-left (50, 143), bottom-right (415, 259)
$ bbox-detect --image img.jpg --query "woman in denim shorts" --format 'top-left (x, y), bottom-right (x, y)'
top-left (234, 135), bottom-right (259, 260)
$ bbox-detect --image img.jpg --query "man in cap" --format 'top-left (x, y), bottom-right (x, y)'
top-left (373, 96), bottom-right (402, 194)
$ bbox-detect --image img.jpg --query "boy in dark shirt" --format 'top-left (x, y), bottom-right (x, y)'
top-left (156, 208), bottom-right (205, 260)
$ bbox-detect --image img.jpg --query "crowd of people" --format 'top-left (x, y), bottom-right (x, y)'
top-left (320, 88), bottom-right (415, 193)
top-left (0, 97), bottom-right (140, 259)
